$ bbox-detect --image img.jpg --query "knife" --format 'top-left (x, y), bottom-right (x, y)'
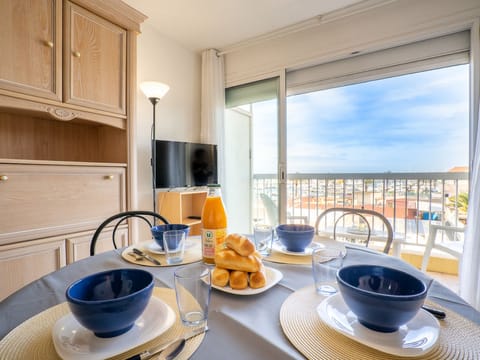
top-left (125, 326), bottom-right (208, 360)
top-left (132, 248), bottom-right (161, 266)
top-left (422, 304), bottom-right (446, 320)
top-left (157, 338), bottom-right (185, 360)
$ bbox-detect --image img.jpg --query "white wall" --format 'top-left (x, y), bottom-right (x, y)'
top-left (135, 23), bottom-right (201, 240)
top-left (223, 0), bottom-right (480, 86)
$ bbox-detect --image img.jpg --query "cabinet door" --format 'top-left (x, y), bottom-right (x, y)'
top-left (64, 1), bottom-right (126, 114)
top-left (0, 0), bottom-right (61, 100)
top-left (0, 163), bottom-right (126, 244)
top-left (0, 238), bottom-right (66, 301)
top-left (66, 227), bottom-right (128, 263)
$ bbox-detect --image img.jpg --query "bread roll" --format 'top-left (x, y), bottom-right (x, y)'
top-left (212, 267), bottom-right (230, 287)
top-left (249, 264), bottom-right (267, 289)
top-left (215, 249), bottom-right (261, 273)
top-left (225, 233), bottom-right (255, 256)
top-left (229, 270), bottom-right (248, 290)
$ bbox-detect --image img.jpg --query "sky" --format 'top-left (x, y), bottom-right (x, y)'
top-left (252, 64), bottom-right (469, 174)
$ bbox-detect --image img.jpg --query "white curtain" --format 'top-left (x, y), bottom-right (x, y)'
top-left (201, 49), bottom-right (226, 187)
top-left (460, 118), bottom-right (480, 310)
top-left (459, 21), bottom-right (480, 310)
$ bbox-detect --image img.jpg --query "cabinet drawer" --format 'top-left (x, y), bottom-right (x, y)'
top-left (0, 163), bottom-right (126, 244)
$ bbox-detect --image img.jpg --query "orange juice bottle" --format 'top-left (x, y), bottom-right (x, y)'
top-left (201, 184), bottom-right (227, 264)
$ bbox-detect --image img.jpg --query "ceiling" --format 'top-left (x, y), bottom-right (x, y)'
top-left (123, 0), bottom-right (367, 52)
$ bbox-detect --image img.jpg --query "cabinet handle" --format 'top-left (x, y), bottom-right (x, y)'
top-left (105, 175), bottom-right (114, 180)
top-left (72, 51), bottom-right (81, 58)
top-left (0, 175), bottom-right (8, 181)
top-left (44, 40), bottom-right (54, 48)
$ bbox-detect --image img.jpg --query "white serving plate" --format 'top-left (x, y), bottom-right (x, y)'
top-left (212, 267), bottom-right (283, 295)
top-left (146, 237), bottom-right (198, 254)
top-left (316, 293), bottom-right (440, 357)
top-left (273, 241), bottom-right (324, 256)
top-left (52, 297), bottom-right (176, 360)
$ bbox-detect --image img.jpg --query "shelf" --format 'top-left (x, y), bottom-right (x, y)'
top-left (158, 190), bottom-right (207, 236)
top-left (0, 158), bottom-right (127, 167)
top-left (183, 218), bottom-right (202, 226)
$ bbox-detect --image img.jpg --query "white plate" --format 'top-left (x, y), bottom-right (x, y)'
top-left (317, 293), bottom-right (440, 357)
top-left (146, 241), bottom-right (165, 254)
top-left (146, 237), bottom-right (198, 254)
top-left (212, 267), bottom-right (283, 295)
top-left (52, 297), bottom-right (176, 360)
top-left (273, 241), bottom-right (324, 256)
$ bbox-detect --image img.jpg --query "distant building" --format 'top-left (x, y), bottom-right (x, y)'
top-left (446, 166), bottom-right (469, 196)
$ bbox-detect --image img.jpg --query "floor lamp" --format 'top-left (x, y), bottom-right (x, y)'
top-left (140, 81), bottom-right (170, 221)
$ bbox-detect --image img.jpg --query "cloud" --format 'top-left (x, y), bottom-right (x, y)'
top-left (252, 64), bottom-right (469, 174)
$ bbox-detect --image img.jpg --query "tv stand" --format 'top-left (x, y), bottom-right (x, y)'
top-left (157, 190), bottom-right (207, 236)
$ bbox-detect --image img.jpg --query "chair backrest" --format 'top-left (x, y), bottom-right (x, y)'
top-left (90, 210), bottom-right (169, 256)
top-left (260, 193), bottom-right (279, 226)
top-left (315, 207), bottom-right (393, 254)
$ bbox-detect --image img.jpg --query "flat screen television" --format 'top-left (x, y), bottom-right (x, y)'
top-left (155, 140), bottom-right (218, 188)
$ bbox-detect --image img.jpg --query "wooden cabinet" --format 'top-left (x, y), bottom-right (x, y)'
top-left (0, 0), bottom-right (130, 115)
top-left (0, 0), bottom-right (146, 301)
top-left (0, 237), bottom-right (66, 301)
top-left (0, 0), bottom-right (62, 101)
top-left (64, 1), bottom-right (126, 114)
top-left (158, 191), bottom-right (207, 236)
top-left (0, 226), bottom-right (129, 301)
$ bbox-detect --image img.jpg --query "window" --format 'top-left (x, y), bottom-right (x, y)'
top-left (287, 64), bottom-right (469, 174)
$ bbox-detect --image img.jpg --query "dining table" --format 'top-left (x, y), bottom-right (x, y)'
top-left (1, 236), bottom-right (479, 360)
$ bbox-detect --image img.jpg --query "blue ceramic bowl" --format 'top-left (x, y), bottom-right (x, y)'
top-left (151, 224), bottom-right (190, 249)
top-left (276, 224), bottom-right (315, 252)
top-left (337, 265), bottom-right (427, 333)
top-left (66, 268), bottom-right (154, 338)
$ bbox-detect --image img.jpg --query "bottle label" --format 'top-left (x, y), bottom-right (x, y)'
top-left (202, 228), bottom-right (227, 260)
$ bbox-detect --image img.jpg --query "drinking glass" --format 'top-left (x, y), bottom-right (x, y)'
top-left (312, 247), bottom-right (344, 296)
top-left (174, 264), bottom-right (211, 327)
top-left (254, 224), bottom-right (274, 255)
top-left (163, 230), bottom-right (186, 265)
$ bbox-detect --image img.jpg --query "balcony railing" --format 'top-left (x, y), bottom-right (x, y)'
top-left (253, 172), bottom-right (468, 247)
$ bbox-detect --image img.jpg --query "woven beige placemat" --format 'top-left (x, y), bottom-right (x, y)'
top-left (121, 239), bottom-right (202, 267)
top-left (0, 288), bottom-right (205, 360)
top-left (264, 237), bottom-right (346, 265)
top-left (280, 285), bottom-right (480, 360)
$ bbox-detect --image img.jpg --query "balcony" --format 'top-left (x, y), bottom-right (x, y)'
top-left (253, 171), bottom-right (468, 291)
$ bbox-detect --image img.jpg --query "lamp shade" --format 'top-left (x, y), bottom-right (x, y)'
top-left (140, 81), bottom-right (170, 100)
